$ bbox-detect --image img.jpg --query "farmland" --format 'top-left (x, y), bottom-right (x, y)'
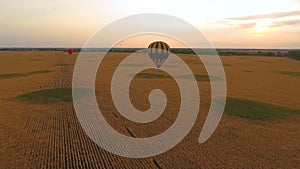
top-left (0, 51), bottom-right (299, 168)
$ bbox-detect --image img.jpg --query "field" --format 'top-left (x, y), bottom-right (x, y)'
top-left (0, 51), bottom-right (300, 168)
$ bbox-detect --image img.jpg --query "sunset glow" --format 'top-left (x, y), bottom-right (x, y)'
top-left (252, 19), bottom-right (273, 33)
top-left (0, 0), bottom-right (300, 48)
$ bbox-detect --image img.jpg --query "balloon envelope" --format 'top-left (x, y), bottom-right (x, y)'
top-left (147, 41), bottom-right (170, 69)
top-left (67, 49), bottom-right (73, 55)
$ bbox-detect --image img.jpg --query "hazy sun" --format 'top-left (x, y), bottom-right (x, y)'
top-left (252, 19), bottom-right (273, 33)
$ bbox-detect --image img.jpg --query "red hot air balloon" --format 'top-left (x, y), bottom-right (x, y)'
top-left (67, 48), bottom-right (73, 55)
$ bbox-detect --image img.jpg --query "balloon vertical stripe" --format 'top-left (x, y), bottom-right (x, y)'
top-left (148, 41), bottom-right (170, 69)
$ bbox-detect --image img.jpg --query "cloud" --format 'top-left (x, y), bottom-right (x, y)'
top-left (227, 10), bottom-right (300, 20)
top-left (296, 0), bottom-right (300, 3)
top-left (237, 23), bottom-right (256, 28)
top-left (227, 19), bottom-right (300, 30)
top-left (270, 20), bottom-right (300, 27)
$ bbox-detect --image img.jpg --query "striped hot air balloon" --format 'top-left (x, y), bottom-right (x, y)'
top-left (148, 41), bottom-right (170, 69)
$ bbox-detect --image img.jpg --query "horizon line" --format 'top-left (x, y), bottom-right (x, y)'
top-left (0, 47), bottom-right (300, 50)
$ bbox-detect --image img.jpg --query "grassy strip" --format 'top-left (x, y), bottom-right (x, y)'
top-left (184, 59), bottom-right (203, 65)
top-left (256, 60), bottom-right (274, 63)
top-left (0, 70), bottom-right (52, 80)
top-left (17, 88), bottom-right (91, 103)
top-left (225, 97), bottom-right (300, 120)
top-left (287, 56), bottom-right (300, 61)
top-left (135, 73), bottom-right (166, 79)
top-left (177, 74), bottom-right (222, 81)
top-left (135, 73), bottom-right (221, 81)
top-left (276, 71), bottom-right (300, 77)
top-left (53, 63), bottom-right (73, 66)
top-left (30, 59), bottom-right (45, 61)
top-left (17, 88), bottom-right (73, 103)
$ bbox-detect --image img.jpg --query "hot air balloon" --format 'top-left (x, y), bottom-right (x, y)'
top-left (67, 48), bottom-right (73, 55)
top-left (148, 41), bottom-right (170, 69)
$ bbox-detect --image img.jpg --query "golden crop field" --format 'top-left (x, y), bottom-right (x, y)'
top-left (0, 51), bottom-right (299, 168)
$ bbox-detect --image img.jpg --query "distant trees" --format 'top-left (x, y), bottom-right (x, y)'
top-left (217, 50), bottom-right (300, 59)
top-left (285, 51), bottom-right (300, 61)
top-left (218, 50), bottom-right (281, 57)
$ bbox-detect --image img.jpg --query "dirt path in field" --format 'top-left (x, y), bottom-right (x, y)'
top-left (0, 52), bottom-right (299, 168)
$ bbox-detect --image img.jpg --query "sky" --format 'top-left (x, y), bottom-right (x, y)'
top-left (0, 0), bottom-right (300, 48)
